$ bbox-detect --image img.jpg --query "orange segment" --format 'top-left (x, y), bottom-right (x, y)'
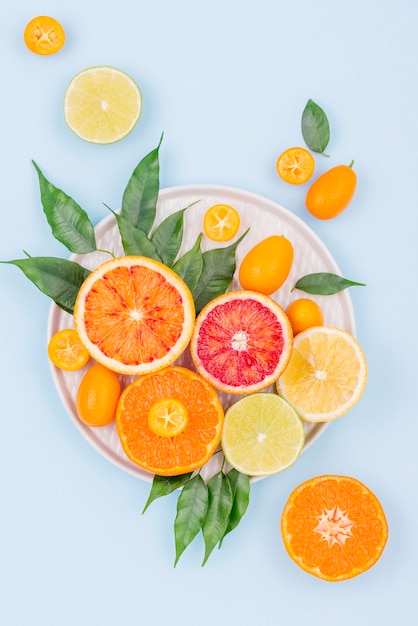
top-left (276, 147), bottom-right (315, 185)
top-left (24, 16), bottom-right (65, 55)
top-left (47, 328), bottom-right (89, 371)
top-left (203, 204), bottom-right (240, 242)
top-left (116, 366), bottom-right (224, 476)
top-left (74, 256), bottom-right (195, 376)
top-left (190, 290), bottom-right (293, 394)
top-left (281, 475), bottom-right (388, 581)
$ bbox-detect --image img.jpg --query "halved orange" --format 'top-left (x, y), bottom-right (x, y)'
top-left (74, 256), bottom-right (195, 376)
top-left (276, 147), bottom-right (315, 185)
top-left (190, 290), bottom-right (293, 394)
top-left (116, 366), bottom-right (224, 475)
top-left (281, 475), bottom-right (388, 581)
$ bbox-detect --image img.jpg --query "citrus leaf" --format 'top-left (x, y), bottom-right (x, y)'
top-left (142, 473), bottom-right (193, 514)
top-left (293, 272), bottom-right (366, 295)
top-left (151, 200), bottom-right (199, 266)
top-left (202, 471), bottom-right (233, 566)
top-left (2, 256), bottom-right (90, 314)
top-left (174, 474), bottom-right (208, 567)
top-left (120, 134), bottom-right (163, 235)
top-left (301, 99), bottom-right (330, 156)
top-left (192, 228), bottom-right (249, 314)
top-left (32, 161), bottom-right (97, 254)
top-left (220, 469), bottom-right (250, 545)
top-left (172, 233), bottom-right (203, 293)
top-left (112, 212), bottom-right (162, 260)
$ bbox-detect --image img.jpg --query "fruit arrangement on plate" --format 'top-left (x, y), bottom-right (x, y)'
top-left (7, 31), bottom-right (389, 578)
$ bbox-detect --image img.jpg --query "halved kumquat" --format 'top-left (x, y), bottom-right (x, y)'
top-left (276, 147), bottom-right (315, 185)
top-left (24, 16), bottom-right (65, 56)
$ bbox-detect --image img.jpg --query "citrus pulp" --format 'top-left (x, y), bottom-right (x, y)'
top-left (221, 393), bottom-right (305, 476)
top-left (281, 475), bottom-right (388, 581)
top-left (190, 290), bottom-right (293, 394)
top-left (64, 66), bottom-right (142, 144)
top-left (116, 366), bottom-right (224, 476)
top-left (277, 326), bottom-right (367, 422)
top-left (74, 256), bottom-right (195, 376)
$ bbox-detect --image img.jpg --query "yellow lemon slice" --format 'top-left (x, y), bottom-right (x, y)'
top-left (277, 326), bottom-right (367, 422)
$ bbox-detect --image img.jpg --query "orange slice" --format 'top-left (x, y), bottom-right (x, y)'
top-left (203, 204), bottom-right (240, 242)
top-left (276, 147), bottom-right (315, 185)
top-left (190, 290), bottom-right (293, 394)
top-left (281, 475), bottom-right (388, 581)
top-left (47, 328), bottom-right (89, 371)
top-left (116, 366), bottom-right (224, 475)
top-left (74, 256), bottom-right (195, 376)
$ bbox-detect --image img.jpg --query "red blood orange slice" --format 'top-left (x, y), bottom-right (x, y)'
top-left (190, 290), bottom-right (293, 394)
top-left (74, 256), bottom-right (195, 376)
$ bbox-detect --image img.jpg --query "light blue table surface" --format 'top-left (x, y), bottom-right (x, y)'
top-left (2, 2), bottom-right (417, 624)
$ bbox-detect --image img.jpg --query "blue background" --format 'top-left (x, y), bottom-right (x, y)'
top-left (1, 1), bottom-right (417, 624)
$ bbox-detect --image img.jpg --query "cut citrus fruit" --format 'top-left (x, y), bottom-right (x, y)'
top-left (24, 16), bottom-right (65, 56)
top-left (285, 298), bottom-right (324, 335)
top-left (64, 66), bottom-right (142, 144)
top-left (190, 290), bottom-right (293, 394)
top-left (47, 328), bottom-right (90, 371)
top-left (76, 363), bottom-right (121, 427)
top-left (73, 256), bottom-right (195, 376)
top-left (276, 147), bottom-right (315, 185)
top-left (277, 326), bottom-right (367, 422)
top-left (203, 204), bottom-right (240, 242)
top-left (281, 475), bottom-right (388, 581)
top-left (221, 393), bottom-right (305, 476)
top-left (116, 366), bottom-right (224, 476)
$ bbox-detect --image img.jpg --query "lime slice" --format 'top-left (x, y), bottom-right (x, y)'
top-left (64, 66), bottom-right (142, 144)
top-left (221, 393), bottom-right (305, 476)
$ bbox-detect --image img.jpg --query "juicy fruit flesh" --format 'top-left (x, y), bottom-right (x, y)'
top-left (221, 393), bottom-right (305, 476)
top-left (116, 367), bottom-right (224, 476)
top-left (64, 67), bottom-right (142, 143)
top-left (203, 204), bottom-right (240, 241)
top-left (194, 296), bottom-right (290, 391)
top-left (83, 265), bottom-right (186, 366)
top-left (24, 16), bottom-right (65, 55)
top-left (278, 327), bottom-right (367, 421)
top-left (281, 475), bottom-right (388, 581)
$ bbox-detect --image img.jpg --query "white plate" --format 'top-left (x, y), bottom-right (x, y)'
top-left (47, 184), bottom-right (356, 483)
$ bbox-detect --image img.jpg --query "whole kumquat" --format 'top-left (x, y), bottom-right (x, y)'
top-left (76, 363), bottom-right (121, 427)
top-left (285, 298), bottom-right (324, 335)
top-left (305, 161), bottom-right (357, 219)
top-left (238, 235), bottom-right (294, 295)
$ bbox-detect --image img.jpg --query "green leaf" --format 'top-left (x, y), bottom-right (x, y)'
top-left (112, 211), bottom-right (162, 260)
top-left (151, 201), bottom-right (199, 267)
top-left (301, 99), bottom-right (330, 156)
top-left (142, 473), bottom-right (193, 514)
top-left (2, 256), bottom-right (90, 314)
top-left (172, 233), bottom-right (203, 293)
top-left (120, 135), bottom-right (163, 235)
top-left (192, 228), bottom-right (249, 314)
top-left (174, 474), bottom-right (208, 567)
top-left (32, 161), bottom-right (97, 254)
top-left (201, 471), bottom-right (233, 566)
top-left (293, 272), bottom-right (366, 295)
top-left (220, 469), bottom-right (250, 545)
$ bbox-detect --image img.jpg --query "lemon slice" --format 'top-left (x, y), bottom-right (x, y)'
top-left (221, 393), bottom-right (305, 476)
top-left (64, 66), bottom-right (142, 144)
top-left (277, 326), bottom-right (367, 422)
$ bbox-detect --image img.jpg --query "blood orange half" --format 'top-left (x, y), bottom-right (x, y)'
top-left (74, 256), bottom-right (195, 376)
top-left (190, 290), bottom-right (293, 394)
